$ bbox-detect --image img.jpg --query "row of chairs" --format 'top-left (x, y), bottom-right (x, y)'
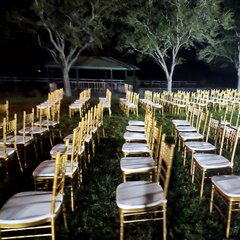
top-left (116, 105), bottom-right (175, 240)
top-left (139, 90), bottom-right (164, 115)
top-left (36, 88), bottom-right (64, 117)
top-left (99, 89), bottom-right (112, 116)
top-left (69, 88), bottom-right (91, 118)
top-left (119, 91), bottom-right (139, 117)
top-left (0, 140), bottom-right (69, 239)
top-left (172, 106), bottom-right (240, 238)
top-left (0, 99), bottom-right (105, 239)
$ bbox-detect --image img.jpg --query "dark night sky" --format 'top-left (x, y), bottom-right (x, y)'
top-left (0, 2), bottom-right (237, 89)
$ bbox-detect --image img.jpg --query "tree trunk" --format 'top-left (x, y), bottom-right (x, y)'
top-left (238, 65), bottom-right (240, 90)
top-left (167, 76), bottom-right (172, 93)
top-left (62, 67), bottom-right (72, 97)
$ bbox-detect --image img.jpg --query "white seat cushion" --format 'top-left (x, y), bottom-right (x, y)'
top-left (172, 120), bottom-right (190, 127)
top-left (185, 141), bottom-right (215, 151)
top-left (0, 191), bottom-right (63, 225)
top-left (126, 126), bottom-right (145, 133)
top-left (193, 153), bottom-right (231, 169)
top-left (121, 157), bottom-right (155, 172)
top-left (128, 120), bottom-right (144, 126)
top-left (122, 143), bottom-right (150, 154)
top-left (116, 181), bottom-right (165, 209)
top-left (179, 132), bottom-right (203, 141)
top-left (50, 143), bottom-right (73, 156)
top-left (0, 148), bottom-right (15, 158)
top-left (212, 175), bottom-right (240, 197)
top-left (124, 132), bottom-right (147, 141)
top-left (176, 126), bottom-right (197, 132)
top-left (33, 160), bottom-right (78, 177)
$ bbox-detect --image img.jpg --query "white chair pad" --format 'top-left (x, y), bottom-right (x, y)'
top-left (185, 141), bottom-right (215, 151)
top-left (63, 134), bottom-right (73, 142)
top-left (33, 160), bottom-right (78, 177)
top-left (126, 126), bottom-right (145, 133)
top-left (172, 120), bottom-right (190, 127)
top-left (179, 132), bottom-right (203, 141)
top-left (116, 181), bottom-right (165, 209)
top-left (121, 157), bottom-right (155, 172)
top-left (122, 143), bottom-right (149, 154)
top-left (50, 143), bottom-right (73, 156)
top-left (151, 103), bottom-right (163, 108)
top-left (69, 103), bottom-right (83, 109)
top-left (0, 148), bottom-right (15, 158)
top-left (34, 120), bottom-right (58, 127)
top-left (0, 135), bottom-right (14, 145)
top-left (128, 120), bottom-right (144, 126)
top-left (31, 126), bottom-right (49, 135)
top-left (212, 175), bottom-right (240, 197)
top-left (125, 102), bottom-right (136, 108)
top-left (15, 135), bottom-right (34, 145)
top-left (193, 153), bottom-right (231, 169)
top-left (0, 191), bottom-right (63, 225)
top-left (124, 132), bottom-right (147, 141)
top-left (176, 126), bottom-right (197, 132)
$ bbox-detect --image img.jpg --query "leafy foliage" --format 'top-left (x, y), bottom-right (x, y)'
top-left (118, 0), bottom-right (232, 92)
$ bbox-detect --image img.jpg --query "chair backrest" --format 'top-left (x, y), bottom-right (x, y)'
top-left (205, 114), bottom-right (220, 144)
top-left (37, 106), bottom-right (51, 128)
top-left (151, 125), bottom-right (162, 162)
top-left (22, 109), bottom-right (34, 137)
top-left (1, 117), bottom-right (8, 158)
top-left (155, 134), bottom-right (175, 197)
top-left (69, 126), bottom-right (82, 173)
top-left (6, 113), bottom-right (18, 149)
top-left (197, 111), bottom-right (209, 136)
top-left (0, 100), bottom-right (9, 124)
top-left (220, 125), bottom-right (240, 166)
top-left (51, 140), bottom-right (69, 215)
top-left (50, 102), bottom-right (61, 123)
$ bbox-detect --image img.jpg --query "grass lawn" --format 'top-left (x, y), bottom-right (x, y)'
top-left (0, 93), bottom-right (240, 240)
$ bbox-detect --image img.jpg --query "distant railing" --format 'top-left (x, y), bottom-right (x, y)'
top-left (0, 76), bottom-right (215, 96)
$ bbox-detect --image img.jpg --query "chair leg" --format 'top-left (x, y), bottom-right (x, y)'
top-left (226, 201), bottom-right (233, 239)
top-left (16, 150), bottom-right (23, 172)
top-left (200, 170), bottom-right (206, 198)
top-left (191, 162), bottom-right (196, 183)
top-left (210, 184), bottom-right (215, 213)
top-left (51, 219), bottom-right (55, 240)
top-left (119, 209), bottom-right (124, 240)
top-left (70, 179), bottom-right (74, 212)
top-left (163, 203), bottom-right (167, 240)
top-left (123, 172), bottom-right (126, 183)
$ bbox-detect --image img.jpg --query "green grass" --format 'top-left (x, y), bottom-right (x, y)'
top-left (0, 95), bottom-right (240, 239)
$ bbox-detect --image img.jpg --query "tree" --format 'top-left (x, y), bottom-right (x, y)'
top-left (119, 0), bottom-right (232, 92)
top-left (198, 1), bottom-right (239, 89)
top-left (18, 0), bottom-right (109, 96)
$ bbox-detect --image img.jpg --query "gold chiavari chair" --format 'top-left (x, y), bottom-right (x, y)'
top-left (192, 125), bottom-right (240, 198)
top-left (210, 163), bottom-right (240, 238)
top-left (125, 93), bottom-right (139, 117)
top-left (99, 89), bottom-right (112, 116)
top-left (18, 108), bottom-right (49, 157)
top-left (178, 111), bottom-right (209, 151)
top-left (121, 125), bottom-right (162, 182)
top-left (122, 118), bottom-right (155, 158)
top-left (0, 141), bottom-right (69, 240)
top-left (116, 134), bottom-right (175, 240)
top-left (0, 116), bottom-right (23, 175)
top-left (34, 105), bottom-right (52, 148)
top-left (10, 113), bottom-right (36, 169)
top-left (124, 111), bottom-right (153, 143)
top-left (0, 100), bottom-right (9, 130)
top-left (183, 114), bottom-right (219, 167)
top-left (34, 125), bottom-right (83, 212)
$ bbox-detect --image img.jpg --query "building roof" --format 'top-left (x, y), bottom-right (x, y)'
top-left (45, 56), bottom-right (140, 71)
